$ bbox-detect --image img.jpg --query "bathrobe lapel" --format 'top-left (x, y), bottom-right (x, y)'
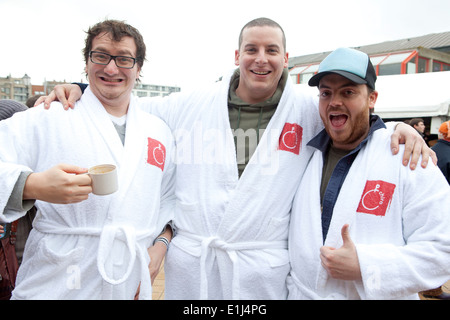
top-left (216, 78), bottom-right (302, 241)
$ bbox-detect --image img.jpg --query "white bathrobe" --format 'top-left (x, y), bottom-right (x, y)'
top-left (288, 126), bottom-right (450, 300)
top-left (140, 69), bottom-right (323, 299)
top-left (0, 87), bottom-right (175, 300)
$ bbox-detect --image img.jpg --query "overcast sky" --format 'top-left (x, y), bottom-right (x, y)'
top-left (1, 0), bottom-right (449, 91)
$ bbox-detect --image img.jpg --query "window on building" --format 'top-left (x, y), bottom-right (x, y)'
top-left (136, 91), bottom-right (148, 97)
top-left (289, 64), bottom-right (319, 84)
top-left (289, 66), bottom-right (307, 83)
top-left (433, 60), bottom-right (450, 72)
top-left (418, 57), bottom-right (428, 73)
top-left (378, 52), bottom-right (415, 76)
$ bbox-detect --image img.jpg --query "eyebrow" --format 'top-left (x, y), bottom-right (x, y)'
top-left (243, 43), bottom-right (281, 50)
top-left (92, 46), bottom-right (135, 57)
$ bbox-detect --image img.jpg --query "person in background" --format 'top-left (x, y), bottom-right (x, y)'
top-left (287, 48), bottom-right (450, 300)
top-left (431, 120), bottom-right (450, 184)
top-left (409, 118), bottom-right (429, 146)
top-left (25, 95), bottom-right (42, 109)
top-left (0, 19), bottom-right (175, 300)
top-left (0, 99), bottom-right (28, 299)
top-left (418, 120), bottom-right (450, 300)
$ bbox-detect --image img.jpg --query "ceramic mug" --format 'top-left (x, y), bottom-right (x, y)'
top-left (88, 164), bottom-right (118, 195)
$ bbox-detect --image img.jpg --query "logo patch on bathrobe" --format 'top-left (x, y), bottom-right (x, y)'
top-left (357, 180), bottom-right (396, 216)
top-left (147, 137), bottom-right (166, 171)
top-left (279, 123), bottom-right (302, 155)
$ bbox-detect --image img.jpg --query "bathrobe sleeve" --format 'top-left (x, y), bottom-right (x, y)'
top-left (137, 94), bottom-right (179, 129)
top-left (137, 84), bottom-right (218, 132)
top-left (0, 110), bottom-right (37, 222)
top-left (356, 157), bottom-right (450, 300)
top-left (155, 141), bottom-right (176, 238)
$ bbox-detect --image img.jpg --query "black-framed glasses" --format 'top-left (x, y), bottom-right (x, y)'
top-left (89, 51), bottom-right (137, 69)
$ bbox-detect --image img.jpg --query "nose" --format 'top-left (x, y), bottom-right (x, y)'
top-left (329, 94), bottom-right (343, 107)
top-left (255, 48), bottom-right (268, 64)
top-left (104, 59), bottom-right (120, 75)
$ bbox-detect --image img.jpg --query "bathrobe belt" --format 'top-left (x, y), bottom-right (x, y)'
top-left (177, 230), bottom-right (287, 299)
top-left (33, 222), bottom-right (153, 300)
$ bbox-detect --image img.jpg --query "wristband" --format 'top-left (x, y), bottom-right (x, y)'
top-left (154, 236), bottom-right (169, 248)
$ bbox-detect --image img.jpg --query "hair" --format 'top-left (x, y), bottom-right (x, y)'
top-left (409, 118), bottom-right (424, 127)
top-left (238, 17), bottom-right (286, 52)
top-left (83, 19), bottom-right (146, 70)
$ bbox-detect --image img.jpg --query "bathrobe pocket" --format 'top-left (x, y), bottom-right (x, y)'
top-left (257, 215), bottom-right (290, 242)
top-left (13, 236), bottom-right (85, 299)
top-left (175, 200), bottom-right (202, 233)
top-left (36, 237), bottom-right (85, 265)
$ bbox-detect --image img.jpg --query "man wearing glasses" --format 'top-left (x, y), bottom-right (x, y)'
top-left (0, 20), bottom-right (175, 299)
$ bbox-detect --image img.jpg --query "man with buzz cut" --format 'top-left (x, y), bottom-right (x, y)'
top-left (287, 47), bottom-right (450, 300)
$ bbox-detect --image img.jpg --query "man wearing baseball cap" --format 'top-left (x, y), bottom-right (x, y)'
top-left (287, 47), bottom-right (450, 300)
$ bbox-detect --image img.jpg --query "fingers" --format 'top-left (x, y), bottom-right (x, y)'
top-left (40, 84), bottom-right (76, 110)
top-left (56, 163), bottom-right (88, 175)
top-left (392, 122), bottom-right (434, 170)
top-left (408, 136), bottom-right (423, 170)
top-left (340, 224), bottom-right (353, 247)
top-left (24, 164), bottom-right (92, 204)
top-left (34, 95), bottom-right (47, 107)
top-left (134, 284), bottom-right (141, 300)
top-left (55, 85), bottom-right (71, 110)
top-left (429, 149), bottom-right (438, 166)
top-left (389, 131), bottom-right (402, 155)
top-left (67, 85), bottom-right (82, 109)
top-left (42, 91), bottom-right (57, 109)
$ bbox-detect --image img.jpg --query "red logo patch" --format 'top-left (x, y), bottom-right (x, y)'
top-left (279, 123), bottom-right (302, 155)
top-left (147, 138), bottom-right (166, 171)
top-left (357, 180), bottom-right (396, 216)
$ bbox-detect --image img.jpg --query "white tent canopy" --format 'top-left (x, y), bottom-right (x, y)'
top-left (374, 71), bottom-right (450, 121)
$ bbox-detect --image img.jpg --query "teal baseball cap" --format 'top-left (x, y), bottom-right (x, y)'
top-left (308, 47), bottom-right (377, 89)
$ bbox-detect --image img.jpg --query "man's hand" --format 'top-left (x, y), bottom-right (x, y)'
top-left (134, 240), bottom-right (168, 300)
top-left (23, 164), bottom-right (91, 204)
top-left (320, 224), bottom-right (362, 281)
top-left (34, 84), bottom-right (82, 110)
top-left (391, 122), bottom-right (437, 170)
top-left (147, 242), bottom-right (168, 284)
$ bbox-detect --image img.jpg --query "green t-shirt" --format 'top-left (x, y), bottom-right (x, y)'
top-left (228, 68), bottom-right (288, 176)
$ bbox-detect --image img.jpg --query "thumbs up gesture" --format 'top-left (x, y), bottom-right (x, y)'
top-left (320, 224), bottom-right (362, 280)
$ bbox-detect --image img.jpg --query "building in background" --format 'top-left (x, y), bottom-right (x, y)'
top-left (0, 74), bottom-right (32, 103)
top-left (133, 83), bottom-right (180, 98)
top-left (1, 75), bottom-right (180, 103)
top-left (289, 31), bottom-right (450, 85)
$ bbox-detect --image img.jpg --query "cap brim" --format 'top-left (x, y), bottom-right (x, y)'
top-left (308, 70), bottom-right (368, 87)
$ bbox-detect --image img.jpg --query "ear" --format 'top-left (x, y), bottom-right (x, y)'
top-left (234, 49), bottom-right (240, 66)
top-left (284, 52), bottom-right (289, 68)
top-left (136, 67), bottom-right (141, 81)
top-left (368, 90), bottom-right (378, 110)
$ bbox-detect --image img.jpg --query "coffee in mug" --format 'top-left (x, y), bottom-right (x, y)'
top-left (88, 164), bottom-right (118, 195)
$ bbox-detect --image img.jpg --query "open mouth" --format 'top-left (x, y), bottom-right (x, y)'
top-left (329, 113), bottom-right (348, 128)
top-left (251, 70), bottom-right (271, 76)
top-left (100, 76), bottom-right (123, 83)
